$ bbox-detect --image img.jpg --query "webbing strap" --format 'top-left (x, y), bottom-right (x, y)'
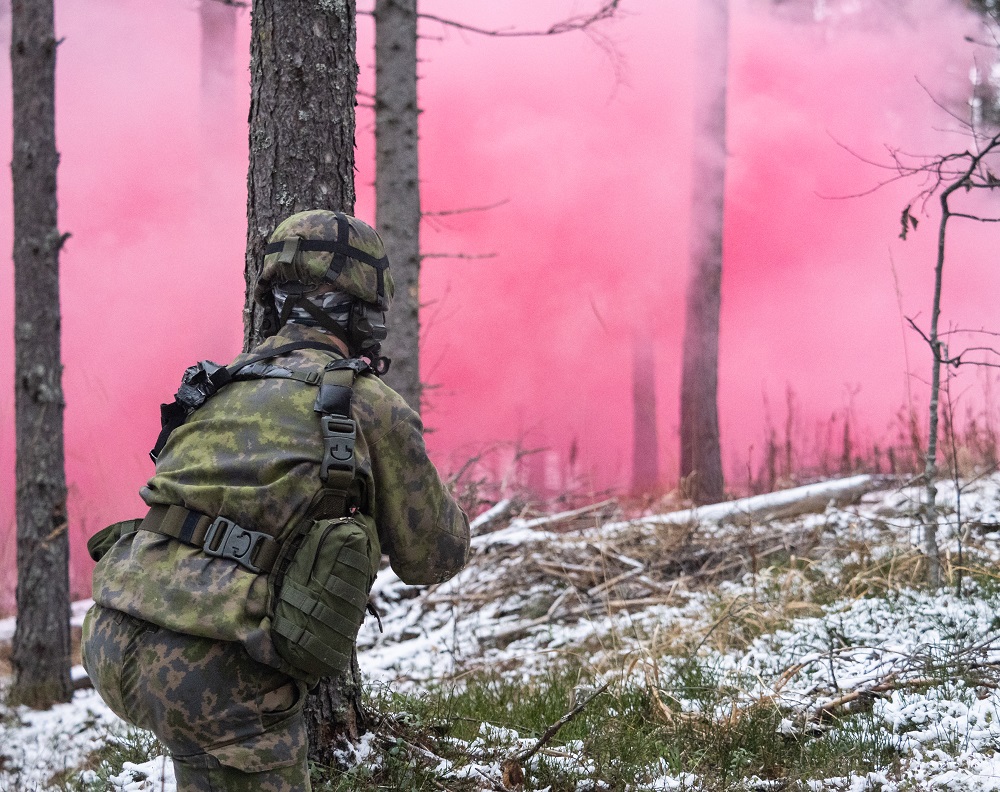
top-left (232, 363), bottom-right (322, 385)
top-left (323, 574), bottom-right (369, 612)
top-left (139, 505), bottom-right (280, 574)
top-left (280, 579), bottom-right (361, 638)
top-left (271, 615), bottom-right (351, 669)
top-left (315, 366), bottom-right (359, 494)
top-left (263, 238), bottom-right (389, 271)
top-left (227, 341), bottom-right (346, 379)
top-left (141, 504), bottom-right (213, 546)
top-left (151, 340), bottom-right (345, 462)
top-left (338, 546), bottom-right (371, 576)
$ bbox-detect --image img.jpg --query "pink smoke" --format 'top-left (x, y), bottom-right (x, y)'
top-left (0, 0), bottom-right (998, 611)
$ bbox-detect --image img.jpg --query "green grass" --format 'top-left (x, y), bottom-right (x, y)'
top-left (48, 725), bottom-right (164, 792)
top-left (307, 653), bottom-right (909, 792)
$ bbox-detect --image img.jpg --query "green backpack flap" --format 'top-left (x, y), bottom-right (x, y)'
top-left (87, 518), bottom-right (143, 562)
top-left (269, 358), bottom-right (382, 679)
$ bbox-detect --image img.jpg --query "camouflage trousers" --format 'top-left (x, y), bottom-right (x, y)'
top-left (81, 604), bottom-right (311, 792)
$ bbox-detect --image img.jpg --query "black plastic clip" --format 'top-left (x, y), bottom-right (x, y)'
top-left (203, 516), bottom-right (270, 574)
top-left (320, 416), bottom-right (356, 481)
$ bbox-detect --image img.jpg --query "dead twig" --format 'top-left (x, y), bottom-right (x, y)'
top-left (516, 681), bottom-right (610, 765)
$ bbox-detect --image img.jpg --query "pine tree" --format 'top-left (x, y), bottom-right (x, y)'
top-left (10, 0), bottom-right (73, 709)
top-left (244, 0), bottom-right (361, 762)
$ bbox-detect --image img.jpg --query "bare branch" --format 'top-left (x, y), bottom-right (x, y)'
top-left (914, 76), bottom-right (973, 130)
top-left (423, 199), bottom-right (509, 217)
top-left (420, 252), bottom-right (497, 260)
top-left (949, 212), bottom-right (1000, 223)
top-left (938, 328), bottom-right (1000, 339)
top-left (906, 316), bottom-right (932, 348)
top-left (415, 1), bottom-right (622, 38)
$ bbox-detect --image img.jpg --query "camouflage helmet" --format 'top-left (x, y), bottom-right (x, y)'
top-left (255, 210), bottom-right (393, 310)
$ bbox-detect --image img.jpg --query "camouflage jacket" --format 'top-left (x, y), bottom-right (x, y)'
top-left (92, 324), bottom-right (470, 674)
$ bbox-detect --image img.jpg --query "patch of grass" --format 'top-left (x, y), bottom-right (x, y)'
top-left (311, 656), bottom-right (905, 791)
top-left (51, 725), bottom-right (164, 792)
top-left (795, 713), bottom-right (903, 781)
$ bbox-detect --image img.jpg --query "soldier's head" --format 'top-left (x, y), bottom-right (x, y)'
top-left (256, 210), bottom-right (394, 363)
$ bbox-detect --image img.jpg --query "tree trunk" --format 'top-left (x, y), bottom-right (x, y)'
top-left (245, 0), bottom-right (361, 760)
top-left (245, 0), bottom-right (358, 349)
top-left (679, 0), bottom-right (727, 504)
top-left (10, 0), bottom-right (72, 709)
top-left (631, 333), bottom-right (659, 494)
top-left (374, 0), bottom-right (421, 412)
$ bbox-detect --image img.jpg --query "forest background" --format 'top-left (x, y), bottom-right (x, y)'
top-left (1, 0), bottom-right (999, 611)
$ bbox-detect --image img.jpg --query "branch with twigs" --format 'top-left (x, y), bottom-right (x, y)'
top-left (360, 1), bottom-right (621, 39)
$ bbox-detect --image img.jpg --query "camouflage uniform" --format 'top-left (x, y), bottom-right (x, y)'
top-left (83, 321), bottom-right (470, 791)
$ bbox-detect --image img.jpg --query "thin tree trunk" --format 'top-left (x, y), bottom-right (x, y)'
top-left (631, 333), bottom-right (659, 494)
top-left (245, 0), bottom-right (358, 349)
top-left (245, 0), bottom-right (361, 762)
top-left (921, 190), bottom-right (952, 589)
top-left (679, 0), bottom-right (727, 504)
top-left (10, 0), bottom-right (72, 709)
top-left (374, 0), bottom-right (421, 412)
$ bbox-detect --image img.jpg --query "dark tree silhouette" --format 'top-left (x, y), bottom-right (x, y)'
top-left (10, 0), bottom-right (72, 708)
top-left (632, 333), bottom-right (660, 494)
top-left (375, 0), bottom-right (422, 412)
top-left (680, 0), bottom-right (727, 504)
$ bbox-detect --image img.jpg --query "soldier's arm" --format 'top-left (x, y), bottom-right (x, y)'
top-left (369, 404), bottom-right (470, 586)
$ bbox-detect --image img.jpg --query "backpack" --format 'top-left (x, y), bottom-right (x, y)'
top-left (89, 340), bottom-right (381, 680)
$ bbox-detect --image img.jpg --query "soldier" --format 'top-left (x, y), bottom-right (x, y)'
top-left (81, 210), bottom-right (470, 792)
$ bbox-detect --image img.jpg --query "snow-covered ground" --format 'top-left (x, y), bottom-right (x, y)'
top-left (5, 474), bottom-right (1000, 790)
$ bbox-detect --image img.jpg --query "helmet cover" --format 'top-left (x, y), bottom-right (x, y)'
top-left (255, 210), bottom-right (393, 310)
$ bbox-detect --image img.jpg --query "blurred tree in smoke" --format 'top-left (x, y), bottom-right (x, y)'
top-left (374, 0), bottom-right (422, 413)
top-left (244, 0), bottom-right (361, 764)
top-left (9, 0), bottom-right (73, 707)
top-left (680, 0), bottom-right (727, 504)
top-left (199, 0), bottom-right (240, 166)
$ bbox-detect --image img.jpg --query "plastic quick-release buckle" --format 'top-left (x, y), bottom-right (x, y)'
top-left (203, 516), bottom-right (270, 574)
top-left (321, 415), bottom-right (356, 480)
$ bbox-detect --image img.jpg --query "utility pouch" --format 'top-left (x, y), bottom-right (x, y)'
top-left (270, 513), bottom-right (381, 679)
top-left (87, 518), bottom-right (143, 562)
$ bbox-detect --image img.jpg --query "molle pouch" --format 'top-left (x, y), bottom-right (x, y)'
top-left (270, 513), bottom-right (381, 679)
top-left (86, 518), bottom-right (143, 562)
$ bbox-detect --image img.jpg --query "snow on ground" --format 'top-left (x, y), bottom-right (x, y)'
top-left (5, 474), bottom-right (1000, 789)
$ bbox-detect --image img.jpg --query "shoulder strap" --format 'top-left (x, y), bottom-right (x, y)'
top-left (311, 358), bottom-right (373, 517)
top-left (150, 340), bottom-right (346, 462)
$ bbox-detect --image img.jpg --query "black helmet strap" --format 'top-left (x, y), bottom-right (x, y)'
top-left (263, 236), bottom-right (390, 307)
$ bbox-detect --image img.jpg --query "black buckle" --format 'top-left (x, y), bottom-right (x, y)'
top-left (321, 415), bottom-right (356, 481)
top-left (203, 516), bottom-right (270, 574)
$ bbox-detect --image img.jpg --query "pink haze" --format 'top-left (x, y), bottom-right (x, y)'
top-left (0, 0), bottom-right (998, 609)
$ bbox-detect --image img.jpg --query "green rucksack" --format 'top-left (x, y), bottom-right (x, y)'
top-left (89, 342), bottom-right (382, 680)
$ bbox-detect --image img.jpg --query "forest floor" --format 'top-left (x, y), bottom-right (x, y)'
top-left (3, 472), bottom-right (1000, 790)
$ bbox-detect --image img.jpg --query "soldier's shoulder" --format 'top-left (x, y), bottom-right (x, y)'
top-left (352, 371), bottom-right (417, 430)
top-left (353, 371), bottom-right (410, 408)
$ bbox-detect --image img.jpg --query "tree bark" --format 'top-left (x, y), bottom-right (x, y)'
top-left (679, 0), bottom-right (727, 504)
top-left (10, 0), bottom-right (73, 708)
top-left (245, 0), bottom-right (358, 349)
top-left (631, 333), bottom-right (659, 494)
top-left (374, 0), bottom-right (421, 412)
top-left (245, 0), bottom-right (361, 760)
